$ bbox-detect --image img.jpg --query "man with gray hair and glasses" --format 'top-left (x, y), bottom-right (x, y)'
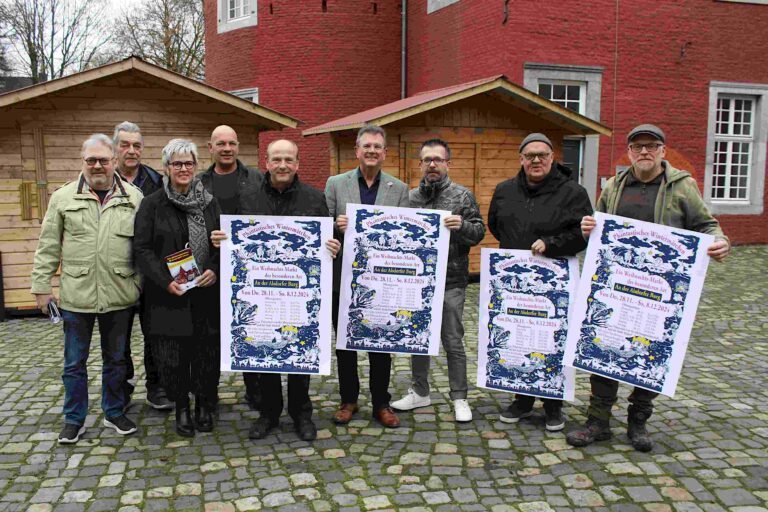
top-left (31, 134), bottom-right (144, 444)
top-left (112, 121), bottom-right (172, 411)
top-left (569, 123), bottom-right (730, 452)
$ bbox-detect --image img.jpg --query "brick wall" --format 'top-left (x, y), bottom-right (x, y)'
top-left (405, 0), bottom-right (768, 243)
top-left (204, 0), bottom-right (402, 189)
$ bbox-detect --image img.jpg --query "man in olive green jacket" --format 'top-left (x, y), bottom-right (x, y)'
top-left (568, 124), bottom-right (730, 453)
top-left (31, 134), bottom-right (143, 444)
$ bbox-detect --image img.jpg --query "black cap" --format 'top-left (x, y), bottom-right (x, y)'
top-left (520, 133), bottom-right (553, 152)
top-left (627, 124), bottom-right (665, 143)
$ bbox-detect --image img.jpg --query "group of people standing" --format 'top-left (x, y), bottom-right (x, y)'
top-left (31, 120), bottom-right (729, 454)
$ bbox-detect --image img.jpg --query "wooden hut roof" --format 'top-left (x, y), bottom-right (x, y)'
top-left (302, 75), bottom-right (611, 137)
top-left (0, 57), bottom-right (299, 130)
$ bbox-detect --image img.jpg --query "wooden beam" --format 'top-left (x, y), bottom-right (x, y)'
top-left (32, 128), bottom-right (48, 220)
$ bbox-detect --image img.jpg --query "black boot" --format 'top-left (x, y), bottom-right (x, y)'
top-left (627, 409), bottom-right (653, 452)
top-left (566, 416), bottom-right (612, 447)
top-left (175, 397), bottom-right (195, 437)
top-left (195, 395), bottom-right (214, 433)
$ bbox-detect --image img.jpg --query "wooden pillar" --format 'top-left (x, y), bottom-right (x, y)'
top-left (32, 128), bottom-right (49, 221)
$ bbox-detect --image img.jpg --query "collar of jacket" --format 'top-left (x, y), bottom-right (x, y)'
top-left (518, 161), bottom-right (571, 196)
top-left (263, 172), bottom-right (300, 196)
top-left (418, 174), bottom-right (451, 199)
top-left (75, 171), bottom-right (129, 198)
top-left (203, 159), bottom-right (249, 178)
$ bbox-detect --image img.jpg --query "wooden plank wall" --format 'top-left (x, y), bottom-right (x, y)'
top-left (0, 80), bottom-right (264, 309)
top-left (329, 123), bottom-right (567, 273)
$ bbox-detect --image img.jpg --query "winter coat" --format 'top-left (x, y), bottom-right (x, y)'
top-left (240, 173), bottom-right (330, 217)
top-left (199, 159), bottom-right (262, 214)
top-left (409, 176), bottom-right (485, 289)
top-left (596, 161), bottom-right (729, 243)
top-left (488, 163), bottom-right (592, 256)
top-left (31, 173), bottom-right (143, 313)
top-left (133, 187), bottom-right (221, 337)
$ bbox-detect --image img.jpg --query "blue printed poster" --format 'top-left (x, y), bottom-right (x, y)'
top-left (477, 249), bottom-right (578, 401)
top-left (563, 213), bottom-right (713, 397)
top-left (219, 215), bottom-right (333, 375)
top-left (336, 204), bottom-right (450, 355)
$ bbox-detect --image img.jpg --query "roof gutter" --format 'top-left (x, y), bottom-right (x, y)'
top-left (401, 0), bottom-right (407, 99)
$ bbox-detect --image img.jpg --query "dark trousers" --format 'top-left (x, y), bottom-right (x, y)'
top-left (153, 333), bottom-right (220, 405)
top-left (251, 373), bottom-right (312, 423)
top-left (512, 394), bottom-right (562, 414)
top-left (125, 303), bottom-right (160, 394)
top-left (588, 374), bottom-right (658, 422)
top-left (333, 291), bottom-right (392, 411)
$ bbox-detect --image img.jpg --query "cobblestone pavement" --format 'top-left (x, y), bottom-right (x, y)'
top-left (1, 246), bottom-right (766, 512)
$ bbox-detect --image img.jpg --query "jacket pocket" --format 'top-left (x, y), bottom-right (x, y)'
top-left (110, 266), bottom-right (140, 308)
top-left (60, 265), bottom-right (93, 309)
top-left (63, 204), bottom-right (89, 235)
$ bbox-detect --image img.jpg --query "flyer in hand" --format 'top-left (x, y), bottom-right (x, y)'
top-left (165, 247), bottom-right (201, 292)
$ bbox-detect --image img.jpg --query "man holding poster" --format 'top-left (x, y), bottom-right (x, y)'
top-left (487, 132), bottom-right (592, 431)
top-left (391, 139), bottom-right (485, 423)
top-left (212, 139), bottom-right (340, 442)
top-left (325, 125), bottom-right (409, 428)
top-left (568, 124), bottom-right (730, 451)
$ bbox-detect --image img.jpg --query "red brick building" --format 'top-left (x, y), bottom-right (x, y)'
top-left (204, 0), bottom-right (768, 244)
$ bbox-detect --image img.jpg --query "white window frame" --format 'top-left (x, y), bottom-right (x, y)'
top-left (537, 80), bottom-right (586, 116)
top-left (428, 0), bottom-right (460, 13)
top-left (229, 87), bottom-right (259, 104)
top-left (217, 0), bottom-right (257, 34)
top-left (524, 63), bottom-right (603, 203)
top-left (704, 81), bottom-right (768, 215)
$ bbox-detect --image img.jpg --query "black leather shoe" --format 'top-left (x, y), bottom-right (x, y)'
top-left (195, 396), bottom-right (214, 433)
top-left (175, 401), bottom-right (195, 438)
top-left (248, 417), bottom-right (278, 440)
top-left (294, 418), bottom-right (317, 441)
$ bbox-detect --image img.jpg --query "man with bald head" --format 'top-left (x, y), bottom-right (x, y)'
top-left (201, 125), bottom-right (264, 410)
top-left (213, 139), bottom-right (340, 441)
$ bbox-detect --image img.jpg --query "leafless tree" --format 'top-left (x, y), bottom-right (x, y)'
top-left (112, 0), bottom-right (205, 80)
top-left (0, 0), bottom-right (111, 83)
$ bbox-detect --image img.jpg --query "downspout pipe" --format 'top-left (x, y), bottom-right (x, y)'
top-left (401, 0), bottom-right (407, 99)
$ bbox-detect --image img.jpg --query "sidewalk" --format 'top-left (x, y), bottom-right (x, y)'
top-left (0, 246), bottom-right (766, 511)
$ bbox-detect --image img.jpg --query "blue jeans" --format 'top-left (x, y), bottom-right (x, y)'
top-left (61, 308), bottom-right (133, 425)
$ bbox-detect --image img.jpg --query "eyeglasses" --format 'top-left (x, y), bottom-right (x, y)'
top-left (358, 143), bottom-right (385, 152)
top-left (170, 161), bottom-right (196, 170)
top-left (420, 157), bottom-right (447, 165)
top-left (84, 157), bottom-right (112, 167)
top-left (628, 143), bottom-right (663, 153)
top-left (521, 152), bottom-right (552, 162)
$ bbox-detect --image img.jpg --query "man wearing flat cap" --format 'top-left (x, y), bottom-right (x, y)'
top-left (568, 123), bottom-right (730, 452)
top-left (488, 132), bottom-right (592, 432)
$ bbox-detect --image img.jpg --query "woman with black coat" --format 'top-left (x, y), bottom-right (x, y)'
top-left (133, 139), bottom-right (221, 437)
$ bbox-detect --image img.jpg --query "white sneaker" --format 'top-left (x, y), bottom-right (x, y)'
top-left (453, 399), bottom-right (472, 422)
top-left (391, 388), bottom-right (431, 411)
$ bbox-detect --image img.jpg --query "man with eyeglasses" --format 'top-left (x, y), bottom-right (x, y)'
top-left (112, 122), bottom-right (172, 412)
top-left (324, 124), bottom-right (409, 428)
top-left (31, 134), bottom-right (144, 444)
top-left (488, 132), bottom-right (593, 432)
top-left (391, 139), bottom-right (485, 423)
top-left (200, 125), bottom-right (264, 411)
top-left (568, 124), bottom-right (730, 452)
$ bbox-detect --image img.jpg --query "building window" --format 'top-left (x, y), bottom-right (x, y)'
top-left (230, 87), bottom-right (259, 104)
top-left (428, 0), bottom-right (460, 13)
top-left (217, 0), bottom-right (257, 34)
top-left (538, 81), bottom-right (586, 115)
top-left (524, 63), bottom-right (603, 197)
top-left (704, 82), bottom-right (768, 215)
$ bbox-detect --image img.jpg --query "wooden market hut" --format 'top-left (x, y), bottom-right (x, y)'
top-left (302, 75), bottom-right (612, 273)
top-left (0, 57), bottom-right (298, 314)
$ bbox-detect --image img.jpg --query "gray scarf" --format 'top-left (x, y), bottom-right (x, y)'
top-left (164, 176), bottom-right (214, 268)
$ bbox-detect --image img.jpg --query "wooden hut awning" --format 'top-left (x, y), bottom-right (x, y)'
top-left (302, 75), bottom-right (611, 137)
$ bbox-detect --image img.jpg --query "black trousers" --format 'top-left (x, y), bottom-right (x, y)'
top-left (125, 303), bottom-right (160, 393)
top-left (512, 394), bottom-right (562, 413)
top-left (333, 291), bottom-right (392, 412)
top-left (252, 373), bottom-right (312, 423)
top-left (153, 332), bottom-right (219, 405)
top-left (588, 374), bottom-right (659, 422)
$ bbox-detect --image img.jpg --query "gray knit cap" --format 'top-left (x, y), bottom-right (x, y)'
top-left (520, 133), bottom-right (553, 152)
